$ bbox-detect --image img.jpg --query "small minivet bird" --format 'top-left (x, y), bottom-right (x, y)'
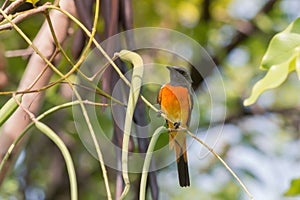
top-left (158, 66), bottom-right (193, 187)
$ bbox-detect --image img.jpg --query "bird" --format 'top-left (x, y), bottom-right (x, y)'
top-left (157, 66), bottom-right (193, 187)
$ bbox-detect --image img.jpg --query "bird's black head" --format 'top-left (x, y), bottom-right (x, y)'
top-left (167, 66), bottom-right (192, 86)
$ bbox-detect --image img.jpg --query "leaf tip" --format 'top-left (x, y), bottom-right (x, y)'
top-left (243, 97), bottom-right (255, 107)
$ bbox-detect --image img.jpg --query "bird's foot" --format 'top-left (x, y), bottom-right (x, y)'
top-left (174, 122), bottom-right (181, 129)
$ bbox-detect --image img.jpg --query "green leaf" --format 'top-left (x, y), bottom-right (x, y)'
top-left (244, 17), bottom-right (300, 106)
top-left (261, 33), bottom-right (300, 70)
top-left (261, 18), bottom-right (300, 70)
top-left (244, 61), bottom-right (290, 106)
top-left (285, 178), bottom-right (300, 196)
top-left (296, 51), bottom-right (300, 79)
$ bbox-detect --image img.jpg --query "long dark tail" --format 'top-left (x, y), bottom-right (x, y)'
top-left (170, 129), bottom-right (190, 187)
top-left (176, 149), bottom-right (190, 187)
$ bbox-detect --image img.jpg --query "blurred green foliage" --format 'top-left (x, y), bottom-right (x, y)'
top-left (244, 17), bottom-right (300, 106)
top-left (285, 178), bottom-right (300, 196)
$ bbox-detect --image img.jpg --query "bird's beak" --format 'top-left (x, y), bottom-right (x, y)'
top-left (166, 66), bottom-right (173, 71)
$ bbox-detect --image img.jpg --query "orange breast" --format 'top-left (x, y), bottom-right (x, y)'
top-left (159, 84), bottom-right (190, 127)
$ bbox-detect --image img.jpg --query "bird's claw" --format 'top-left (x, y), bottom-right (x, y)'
top-left (174, 122), bottom-right (181, 129)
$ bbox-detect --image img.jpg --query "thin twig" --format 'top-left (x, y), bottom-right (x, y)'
top-left (5, 48), bottom-right (33, 58)
top-left (0, 2), bottom-right (51, 31)
top-left (0, 0), bottom-right (75, 185)
top-left (0, 99), bottom-right (110, 173)
top-left (1, 4), bottom-right (114, 199)
top-left (1, 0), bottom-right (10, 10)
top-left (25, 49), bottom-right (59, 92)
top-left (48, 2), bottom-right (113, 199)
top-left (0, 0), bottom-right (25, 22)
top-left (187, 131), bottom-right (253, 199)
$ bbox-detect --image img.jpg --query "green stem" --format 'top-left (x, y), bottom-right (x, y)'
top-left (117, 51), bottom-right (144, 200)
top-left (35, 121), bottom-right (77, 200)
top-left (140, 126), bottom-right (166, 200)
